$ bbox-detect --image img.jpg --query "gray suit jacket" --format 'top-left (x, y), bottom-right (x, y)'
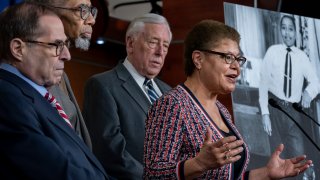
top-left (82, 63), bottom-right (171, 179)
top-left (49, 73), bottom-right (92, 149)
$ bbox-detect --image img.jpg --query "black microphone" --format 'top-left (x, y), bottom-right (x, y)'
top-left (268, 98), bottom-right (281, 109)
top-left (268, 98), bottom-right (320, 152)
top-left (292, 103), bottom-right (320, 127)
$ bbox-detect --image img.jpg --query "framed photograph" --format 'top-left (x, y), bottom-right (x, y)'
top-left (224, 3), bottom-right (320, 179)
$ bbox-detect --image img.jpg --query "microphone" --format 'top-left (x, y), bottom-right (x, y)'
top-left (268, 98), bottom-right (320, 152)
top-left (268, 98), bottom-right (281, 109)
top-left (292, 103), bottom-right (320, 127)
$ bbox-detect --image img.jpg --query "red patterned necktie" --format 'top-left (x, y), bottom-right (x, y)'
top-left (44, 92), bottom-right (73, 128)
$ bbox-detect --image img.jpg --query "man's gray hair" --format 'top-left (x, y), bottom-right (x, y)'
top-left (126, 13), bottom-right (172, 42)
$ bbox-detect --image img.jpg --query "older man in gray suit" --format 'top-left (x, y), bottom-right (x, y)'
top-left (82, 13), bottom-right (172, 179)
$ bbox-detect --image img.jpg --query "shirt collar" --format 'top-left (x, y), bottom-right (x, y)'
top-left (0, 63), bottom-right (47, 96)
top-left (282, 44), bottom-right (296, 52)
top-left (123, 57), bottom-right (152, 88)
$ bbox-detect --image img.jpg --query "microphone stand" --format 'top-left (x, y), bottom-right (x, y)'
top-left (292, 103), bottom-right (320, 127)
top-left (269, 99), bottom-right (320, 152)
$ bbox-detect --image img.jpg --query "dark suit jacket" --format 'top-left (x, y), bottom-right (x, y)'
top-left (82, 63), bottom-right (171, 179)
top-left (49, 73), bottom-right (92, 149)
top-left (0, 69), bottom-right (109, 180)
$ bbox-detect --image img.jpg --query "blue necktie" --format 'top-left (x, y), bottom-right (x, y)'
top-left (144, 78), bottom-right (159, 103)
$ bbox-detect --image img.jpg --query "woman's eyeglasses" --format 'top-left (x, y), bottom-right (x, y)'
top-left (198, 49), bottom-right (246, 66)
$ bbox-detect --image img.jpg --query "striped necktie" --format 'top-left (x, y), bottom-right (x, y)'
top-left (44, 92), bottom-right (73, 128)
top-left (144, 78), bottom-right (159, 103)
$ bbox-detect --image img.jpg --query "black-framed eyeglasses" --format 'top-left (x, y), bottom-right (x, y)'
top-left (198, 49), bottom-right (246, 66)
top-left (49, 4), bottom-right (98, 20)
top-left (23, 39), bottom-right (71, 57)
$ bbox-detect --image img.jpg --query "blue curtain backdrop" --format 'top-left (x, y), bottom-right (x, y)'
top-left (0, 0), bottom-right (23, 12)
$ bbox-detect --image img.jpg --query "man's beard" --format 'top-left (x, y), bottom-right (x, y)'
top-left (74, 36), bottom-right (91, 51)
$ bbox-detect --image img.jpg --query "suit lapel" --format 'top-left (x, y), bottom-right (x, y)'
top-left (36, 95), bottom-right (106, 177)
top-left (61, 73), bottom-right (92, 149)
top-left (43, 108), bottom-right (106, 176)
top-left (0, 70), bottom-right (107, 177)
top-left (115, 64), bottom-right (150, 114)
top-left (41, 100), bottom-right (87, 147)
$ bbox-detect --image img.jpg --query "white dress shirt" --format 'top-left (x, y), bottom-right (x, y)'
top-left (259, 44), bottom-right (320, 115)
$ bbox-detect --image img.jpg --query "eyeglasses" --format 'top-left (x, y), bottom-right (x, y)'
top-left (50, 4), bottom-right (98, 20)
top-left (145, 39), bottom-right (169, 53)
top-left (198, 49), bottom-right (246, 66)
top-left (23, 39), bottom-right (71, 57)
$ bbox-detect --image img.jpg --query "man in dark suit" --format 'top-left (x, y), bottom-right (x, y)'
top-left (82, 13), bottom-right (172, 179)
top-left (26, 0), bottom-right (98, 149)
top-left (0, 3), bottom-right (109, 179)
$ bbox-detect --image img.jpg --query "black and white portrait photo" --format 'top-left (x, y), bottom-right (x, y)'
top-left (224, 3), bottom-right (320, 179)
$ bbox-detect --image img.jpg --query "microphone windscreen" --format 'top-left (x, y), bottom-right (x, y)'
top-left (292, 103), bottom-right (303, 112)
top-left (268, 98), bottom-right (281, 109)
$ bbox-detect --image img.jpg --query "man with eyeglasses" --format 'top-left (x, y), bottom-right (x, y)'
top-left (0, 2), bottom-right (109, 179)
top-left (26, 0), bottom-right (98, 149)
top-left (82, 13), bottom-right (172, 179)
